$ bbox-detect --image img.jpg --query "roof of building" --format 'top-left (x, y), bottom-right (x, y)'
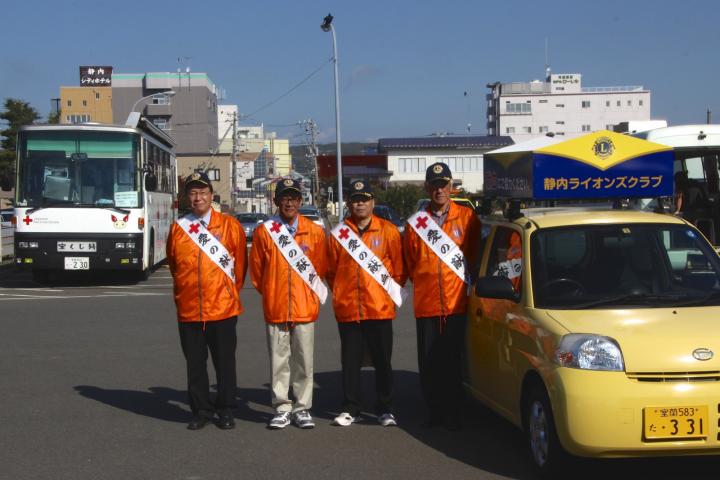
top-left (378, 135), bottom-right (513, 151)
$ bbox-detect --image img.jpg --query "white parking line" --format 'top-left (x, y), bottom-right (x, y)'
top-left (0, 292), bottom-right (166, 301)
top-left (0, 288), bottom-right (63, 292)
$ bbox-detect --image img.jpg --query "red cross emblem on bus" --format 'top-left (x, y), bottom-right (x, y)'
top-left (339, 228), bottom-right (349, 240)
top-left (189, 223), bottom-right (200, 234)
top-left (23, 215), bottom-right (33, 225)
top-left (415, 216), bottom-right (428, 229)
top-left (270, 221), bottom-right (281, 233)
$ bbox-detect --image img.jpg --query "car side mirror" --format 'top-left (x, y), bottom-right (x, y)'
top-left (475, 276), bottom-right (519, 302)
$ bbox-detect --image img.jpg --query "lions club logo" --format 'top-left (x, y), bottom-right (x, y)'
top-left (354, 181), bottom-right (364, 191)
top-left (592, 137), bottom-right (614, 159)
top-left (283, 179), bottom-right (293, 187)
top-left (433, 164), bottom-right (443, 174)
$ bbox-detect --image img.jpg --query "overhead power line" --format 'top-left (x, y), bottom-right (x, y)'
top-left (243, 58), bottom-right (333, 120)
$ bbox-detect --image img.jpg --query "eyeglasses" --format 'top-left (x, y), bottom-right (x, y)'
top-left (277, 196), bottom-right (301, 204)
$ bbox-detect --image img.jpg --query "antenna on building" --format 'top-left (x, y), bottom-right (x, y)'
top-left (545, 37), bottom-right (551, 81)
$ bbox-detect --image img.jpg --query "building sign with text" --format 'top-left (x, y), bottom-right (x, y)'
top-left (79, 66), bottom-right (113, 87)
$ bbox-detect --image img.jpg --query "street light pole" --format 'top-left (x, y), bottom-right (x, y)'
top-left (321, 13), bottom-right (343, 216)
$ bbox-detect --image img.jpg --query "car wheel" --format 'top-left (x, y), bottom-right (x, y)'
top-left (523, 384), bottom-right (570, 478)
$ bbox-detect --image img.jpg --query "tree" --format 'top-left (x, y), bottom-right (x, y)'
top-left (0, 98), bottom-right (41, 184)
top-left (48, 109), bottom-right (61, 124)
top-left (374, 184), bottom-right (424, 219)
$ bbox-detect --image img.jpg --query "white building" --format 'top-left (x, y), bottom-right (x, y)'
top-left (378, 135), bottom-right (513, 193)
top-left (487, 73), bottom-right (651, 142)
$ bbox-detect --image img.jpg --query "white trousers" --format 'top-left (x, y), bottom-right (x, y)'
top-left (265, 322), bottom-right (315, 413)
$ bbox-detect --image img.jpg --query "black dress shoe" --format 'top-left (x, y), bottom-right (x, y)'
top-left (217, 413), bottom-right (235, 430)
top-left (187, 414), bottom-right (213, 430)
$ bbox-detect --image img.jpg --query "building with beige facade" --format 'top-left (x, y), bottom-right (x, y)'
top-left (59, 87), bottom-right (113, 124)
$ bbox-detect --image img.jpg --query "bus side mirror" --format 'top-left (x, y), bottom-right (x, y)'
top-left (144, 172), bottom-right (158, 192)
top-left (0, 174), bottom-right (11, 191)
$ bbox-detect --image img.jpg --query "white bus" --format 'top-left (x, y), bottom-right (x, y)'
top-left (634, 124), bottom-right (720, 244)
top-left (13, 120), bottom-right (177, 280)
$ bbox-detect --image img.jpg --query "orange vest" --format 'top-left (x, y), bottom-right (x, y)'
top-left (250, 215), bottom-right (327, 324)
top-left (327, 215), bottom-right (406, 322)
top-left (166, 210), bottom-right (247, 323)
top-left (403, 200), bottom-right (481, 318)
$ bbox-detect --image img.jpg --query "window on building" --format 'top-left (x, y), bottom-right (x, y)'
top-left (82, 100), bottom-right (87, 107)
top-left (246, 179), bottom-right (253, 189)
top-left (582, 124), bottom-right (591, 132)
top-left (606, 100), bottom-right (610, 107)
top-left (398, 157), bottom-right (425, 174)
top-left (639, 99), bottom-right (644, 106)
top-left (152, 94), bottom-right (170, 105)
top-left (152, 117), bottom-right (168, 130)
top-left (539, 126), bottom-right (549, 133)
top-left (627, 100), bottom-right (632, 106)
top-left (67, 100), bottom-right (72, 107)
top-left (95, 92), bottom-right (100, 100)
top-left (206, 169), bottom-right (220, 181)
top-left (506, 103), bottom-right (531, 114)
top-left (539, 99), bottom-right (548, 104)
top-left (582, 101), bottom-right (591, 108)
top-left (556, 121), bottom-right (565, 125)
top-left (506, 127), bottom-right (515, 134)
top-left (617, 100), bottom-right (621, 107)
top-left (67, 114), bottom-right (90, 124)
top-left (522, 126), bottom-right (531, 133)
top-left (556, 104), bottom-right (565, 108)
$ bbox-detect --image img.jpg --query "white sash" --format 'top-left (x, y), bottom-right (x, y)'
top-left (331, 222), bottom-right (404, 307)
top-left (263, 219), bottom-right (328, 304)
top-left (177, 216), bottom-right (235, 282)
top-left (407, 210), bottom-right (468, 284)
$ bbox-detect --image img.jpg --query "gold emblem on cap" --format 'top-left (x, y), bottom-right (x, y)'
top-left (354, 181), bottom-right (364, 190)
top-left (191, 173), bottom-right (201, 180)
top-left (433, 164), bottom-right (443, 174)
top-left (283, 179), bottom-right (293, 187)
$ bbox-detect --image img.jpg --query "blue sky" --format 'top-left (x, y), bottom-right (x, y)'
top-left (1, 0), bottom-right (718, 143)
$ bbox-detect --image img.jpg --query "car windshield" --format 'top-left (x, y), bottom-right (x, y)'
top-left (531, 223), bottom-right (720, 309)
top-left (15, 130), bottom-right (140, 208)
top-left (373, 206), bottom-right (399, 221)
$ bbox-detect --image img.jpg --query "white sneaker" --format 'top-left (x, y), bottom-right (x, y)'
top-left (268, 411), bottom-right (291, 429)
top-left (378, 413), bottom-right (397, 427)
top-left (292, 410), bottom-right (316, 429)
top-left (332, 412), bottom-right (355, 427)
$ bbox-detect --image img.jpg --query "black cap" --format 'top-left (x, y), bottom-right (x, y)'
top-left (425, 162), bottom-right (452, 183)
top-left (184, 171), bottom-right (213, 192)
top-left (275, 178), bottom-right (302, 198)
top-left (348, 179), bottom-right (374, 200)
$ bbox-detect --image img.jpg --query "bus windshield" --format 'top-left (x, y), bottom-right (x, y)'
top-left (16, 130), bottom-right (140, 208)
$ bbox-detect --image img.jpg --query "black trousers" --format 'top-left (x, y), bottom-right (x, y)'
top-left (178, 317), bottom-right (237, 416)
top-left (338, 320), bottom-right (394, 416)
top-left (416, 314), bottom-right (466, 416)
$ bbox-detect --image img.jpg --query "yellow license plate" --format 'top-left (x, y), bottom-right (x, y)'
top-left (644, 406), bottom-right (708, 440)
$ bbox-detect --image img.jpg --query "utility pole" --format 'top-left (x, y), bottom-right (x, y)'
top-left (231, 111), bottom-right (237, 212)
top-left (302, 118), bottom-right (320, 207)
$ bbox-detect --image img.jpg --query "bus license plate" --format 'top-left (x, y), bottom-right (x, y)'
top-left (644, 405), bottom-right (708, 440)
top-left (64, 257), bottom-right (90, 270)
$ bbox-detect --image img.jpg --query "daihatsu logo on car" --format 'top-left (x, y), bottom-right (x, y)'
top-left (692, 348), bottom-right (713, 361)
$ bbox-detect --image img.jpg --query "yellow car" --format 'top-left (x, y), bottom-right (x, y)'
top-left (467, 206), bottom-right (720, 476)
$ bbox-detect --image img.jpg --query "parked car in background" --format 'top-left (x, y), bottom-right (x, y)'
top-left (373, 204), bottom-right (405, 234)
top-left (299, 205), bottom-right (330, 231)
top-left (235, 212), bottom-right (269, 242)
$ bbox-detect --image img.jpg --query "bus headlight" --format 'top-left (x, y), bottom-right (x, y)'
top-left (126, 242), bottom-right (136, 249)
top-left (115, 242), bottom-right (126, 249)
top-left (555, 334), bottom-right (625, 371)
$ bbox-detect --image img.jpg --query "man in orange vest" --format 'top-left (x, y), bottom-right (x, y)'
top-left (250, 178), bottom-right (327, 430)
top-left (167, 172), bottom-right (247, 430)
top-left (327, 180), bottom-right (406, 427)
top-left (403, 163), bottom-right (481, 430)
